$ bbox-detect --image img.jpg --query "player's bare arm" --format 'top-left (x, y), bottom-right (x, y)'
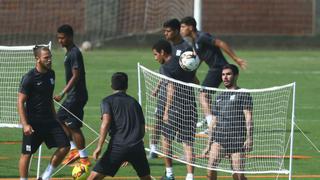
top-left (17, 92), bottom-right (34, 135)
top-left (152, 80), bottom-right (162, 97)
top-left (214, 39), bottom-right (247, 70)
top-left (243, 109), bottom-right (253, 152)
top-left (163, 82), bottom-right (174, 122)
top-left (54, 68), bottom-right (80, 101)
top-left (202, 115), bottom-right (217, 156)
top-left (93, 113), bottom-right (111, 160)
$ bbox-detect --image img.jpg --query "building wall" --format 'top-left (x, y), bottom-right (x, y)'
top-left (202, 0), bottom-right (315, 35)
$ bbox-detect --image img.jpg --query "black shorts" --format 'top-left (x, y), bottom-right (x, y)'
top-left (213, 131), bottom-right (246, 154)
top-left (93, 142), bottom-right (150, 177)
top-left (57, 98), bottom-right (87, 129)
top-left (21, 122), bottom-right (69, 154)
top-left (202, 68), bottom-right (223, 88)
top-left (162, 105), bottom-right (197, 145)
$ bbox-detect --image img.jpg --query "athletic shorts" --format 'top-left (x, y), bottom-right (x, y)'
top-left (162, 105), bottom-right (197, 145)
top-left (57, 98), bottom-right (87, 129)
top-left (93, 142), bottom-right (150, 177)
top-left (202, 68), bottom-right (223, 88)
top-left (213, 130), bottom-right (246, 154)
top-left (21, 122), bottom-right (69, 154)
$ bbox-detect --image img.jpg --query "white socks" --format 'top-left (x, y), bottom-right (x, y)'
top-left (70, 141), bottom-right (77, 150)
top-left (20, 178), bottom-right (27, 180)
top-left (186, 173), bottom-right (194, 180)
top-left (79, 148), bottom-right (88, 158)
top-left (150, 144), bottom-right (156, 153)
top-left (41, 164), bottom-right (55, 180)
top-left (205, 114), bottom-right (213, 126)
top-left (166, 167), bottom-right (173, 177)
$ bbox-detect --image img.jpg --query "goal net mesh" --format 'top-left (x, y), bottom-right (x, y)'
top-left (0, 44), bottom-right (50, 128)
top-left (139, 65), bottom-right (294, 174)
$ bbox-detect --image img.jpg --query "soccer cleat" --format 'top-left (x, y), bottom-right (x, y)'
top-left (148, 152), bottom-right (158, 159)
top-left (62, 149), bottom-right (80, 165)
top-left (161, 174), bottom-right (175, 180)
top-left (79, 157), bottom-right (91, 166)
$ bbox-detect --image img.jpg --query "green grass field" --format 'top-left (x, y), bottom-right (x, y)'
top-left (0, 48), bottom-right (319, 179)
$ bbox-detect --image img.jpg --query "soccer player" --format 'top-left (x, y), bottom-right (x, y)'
top-left (152, 40), bottom-right (197, 180)
top-left (149, 18), bottom-right (199, 159)
top-left (180, 16), bottom-right (247, 135)
top-left (54, 24), bottom-right (90, 166)
top-left (87, 72), bottom-right (152, 180)
top-left (207, 64), bottom-right (253, 180)
top-left (18, 46), bottom-right (70, 180)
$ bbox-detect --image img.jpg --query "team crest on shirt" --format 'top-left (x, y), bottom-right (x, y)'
top-left (230, 95), bottom-right (236, 101)
top-left (26, 145), bottom-right (31, 152)
top-left (50, 78), bottom-right (54, 85)
top-left (176, 50), bottom-right (182, 56)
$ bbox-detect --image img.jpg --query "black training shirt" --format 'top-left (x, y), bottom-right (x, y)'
top-left (19, 68), bottom-right (55, 124)
top-left (64, 45), bottom-right (88, 101)
top-left (100, 92), bottom-right (145, 147)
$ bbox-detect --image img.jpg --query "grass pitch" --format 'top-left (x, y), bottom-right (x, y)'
top-left (0, 48), bottom-right (319, 179)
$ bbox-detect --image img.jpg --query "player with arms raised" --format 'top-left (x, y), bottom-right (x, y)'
top-left (180, 16), bottom-right (247, 134)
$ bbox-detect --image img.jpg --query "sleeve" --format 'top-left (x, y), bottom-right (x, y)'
top-left (212, 94), bottom-right (219, 116)
top-left (69, 50), bottom-right (80, 69)
top-left (137, 102), bottom-right (145, 125)
top-left (242, 93), bottom-right (253, 111)
top-left (100, 99), bottom-right (112, 119)
top-left (198, 33), bottom-right (215, 46)
top-left (18, 74), bottom-right (32, 95)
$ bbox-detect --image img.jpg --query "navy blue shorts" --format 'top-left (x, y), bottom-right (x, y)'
top-left (21, 122), bottom-right (69, 154)
top-left (57, 98), bottom-right (87, 129)
top-left (93, 142), bottom-right (150, 177)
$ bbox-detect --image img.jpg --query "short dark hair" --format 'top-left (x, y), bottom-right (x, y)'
top-left (111, 72), bottom-right (128, 90)
top-left (57, 24), bottom-right (74, 37)
top-left (33, 45), bottom-right (50, 57)
top-left (222, 64), bottom-right (239, 75)
top-left (180, 16), bottom-right (197, 31)
top-left (152, 39), bottom-right (172, 54)
top-left (163, 18), bottom-right (180, 31)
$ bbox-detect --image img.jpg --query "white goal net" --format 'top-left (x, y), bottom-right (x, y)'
top-left (0, 43), bottom-right (51, 128)
top-left (138, 64), bottom-right (295, 175)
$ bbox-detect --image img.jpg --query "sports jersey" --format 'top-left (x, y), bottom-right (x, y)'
top-left (212, 90), bottom-right (253, 147)
top-left (100, 92), bottom-right (145, 147)
top-left (194, 31), bottom-right (228, 69)
top-left (19, 68), bottom-right (55, 124)
top-left (171, 39), bottom-right (192, 59)
top-left (63, 45), bottom-right (88, 101)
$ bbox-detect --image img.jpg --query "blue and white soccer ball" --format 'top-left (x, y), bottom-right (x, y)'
top-left (179, 51), bottom-right (200, 71)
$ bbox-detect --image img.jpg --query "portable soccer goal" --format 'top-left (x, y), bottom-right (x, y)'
top-left (138, 63), bottom-right (296, 179)
top-left (0, 42), bottom-right (51, 178)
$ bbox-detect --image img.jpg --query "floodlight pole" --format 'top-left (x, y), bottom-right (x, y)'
top-left (194, 0), bottom-right (202, 31)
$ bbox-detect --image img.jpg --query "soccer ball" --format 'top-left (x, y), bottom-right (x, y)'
top-left (80, 41), bottom-right (92, 51)
top-left (72, 164), bottom-right (89, 180)
top-left (179, 51), bottom-right (200, 71)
